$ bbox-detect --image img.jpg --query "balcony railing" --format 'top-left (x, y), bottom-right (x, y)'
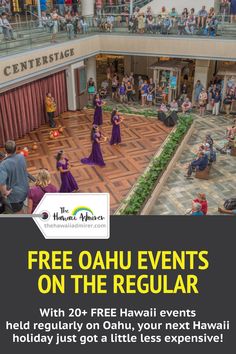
top-left (0, 13), bottom-right (235, 58)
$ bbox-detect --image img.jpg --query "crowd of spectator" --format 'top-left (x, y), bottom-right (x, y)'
top-left (93, 64), bottom-right (236, 119)
top-left (40, 9), bottom-right (90, 42)
top-left (2, 1), bottom-right (236, 43)
top-left (126, 5), bottom-right (220, 36)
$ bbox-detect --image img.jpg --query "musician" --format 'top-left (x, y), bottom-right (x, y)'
top-left (45, 93), bottom-right (56, 128)
top-left (0, 140), bottom-right (28, 214)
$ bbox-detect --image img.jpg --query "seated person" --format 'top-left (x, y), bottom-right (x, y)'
top-left (178, 15), bottom-right (186, 35)
top-left (203, 143), bottom-right (217, 163)
top-left (161, 16), bottom-right (172, 34)
top-left (206, 16), bottom-right (218, 36)
top-left (169, 7), bottom-right (178, 19)
top-left (1, 12), bottom-right (14, 40)
top-left (128, 16), bottom-right (136, 32)
top-left (197, 6), bottom-right (208, 28)
top-left (170, 99), bottom-right (178, 111)
top-left (146, 15), bottom-right (155, 33)
top-left (216, 124), bottom-right (236, 153)
top-left (205, 133), bottom-right (214, 149)
top-left (193, 193), bottom-right (208, 215)
top-left (106, 15), bottom-right (114, 32)
top-left (169, 8), bottom-right (178, 28)
top-left (191, 202), bottom-right (204, 216)
top-left (226, 124), bottom-right (236, 139)
top-left (156, 15), bottom-right (163, 33)
top-left (185, 151), bottom-right (209, 178)
top-left (99, 18), bottom-right (107, 31)
top-left (218, 207), bottom-right (236, 215)
top-left (181, 98), bottom-right (192, 113)
top-left (185, 11), bottom-right (196, 34)
top-left (160, 102), bottom-right (168, 113)
top-left (160, 6), bottom-right (168, 19)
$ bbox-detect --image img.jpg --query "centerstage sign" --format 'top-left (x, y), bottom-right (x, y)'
top-left (3, 49), bottom-right (75, 77)
top-left (0, 36), bottom-right (101, 87)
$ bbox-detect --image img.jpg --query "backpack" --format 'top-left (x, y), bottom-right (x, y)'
top-left (224, 198), bottom-right (236, 210)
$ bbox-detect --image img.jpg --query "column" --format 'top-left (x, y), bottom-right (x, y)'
top-left (66, 66), bottom-right (77, 111)
top-left (193, 60), bottom-right (211, 88)
top-left (81, 0), bottom-right (95, 17)
top-left (66, 61), bottom-right (85, 111)
top-left (86, 56), bottom-right (97, 85)
top-left (192, 60), bottom-right (211, 101)
top-left (124, 56), bottom-right (132, 75)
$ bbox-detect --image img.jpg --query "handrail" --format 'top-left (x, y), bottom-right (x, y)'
top-left (25, 10), bottom-right (39, 20)
top-left (102, 0), bottom-right (152, 14)
top-left (14, 14), bottom-right (21, 31)
top-left (6, 13), bottom-right (232, 34)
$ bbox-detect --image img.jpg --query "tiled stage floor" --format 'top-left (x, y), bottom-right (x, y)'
top-left (149, 114), bottom-right (236, 215)
top-left (13, 110), bottom-right (171, 214)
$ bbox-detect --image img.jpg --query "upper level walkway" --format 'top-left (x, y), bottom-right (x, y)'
top-left (1, 13), bottom-right (236, 59)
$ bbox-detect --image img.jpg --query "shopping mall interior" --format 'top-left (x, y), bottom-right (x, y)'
top-left (0, 0), bottom-right (236, 216)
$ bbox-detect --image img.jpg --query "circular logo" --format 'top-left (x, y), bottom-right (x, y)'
top-left (40, 211), bottom-right (50, 221)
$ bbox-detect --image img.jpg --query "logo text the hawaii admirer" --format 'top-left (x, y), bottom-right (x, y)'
top-left (53, 206), bottom-right (105, 222)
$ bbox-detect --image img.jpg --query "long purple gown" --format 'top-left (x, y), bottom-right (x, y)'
top-left (93, 99), bottom-right (103, 126)
top-left (110, 115), bottom-right (121, 145)
top-left (57, 158), bottom-right (79, 192)
top-left (81, 132), bottom-right (106, 167)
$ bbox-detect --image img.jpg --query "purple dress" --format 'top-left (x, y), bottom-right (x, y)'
top-left (81, 132), bottom-right (106, 167)
top-left (57, 158), bottom-right (79, 192)
top-left (110, 115), bottom-right (121, 145)
top-left (93, 99), bottom-right (103, 126)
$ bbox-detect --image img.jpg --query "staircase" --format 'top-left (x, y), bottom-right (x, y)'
top-left (221, 22), bottom-right (236, 37)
